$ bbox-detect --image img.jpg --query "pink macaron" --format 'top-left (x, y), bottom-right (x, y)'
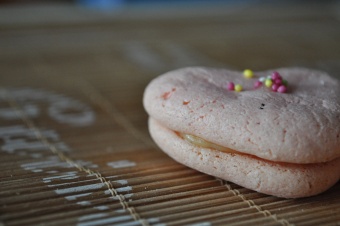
top-left (143, 67), bottom-right (340, 198)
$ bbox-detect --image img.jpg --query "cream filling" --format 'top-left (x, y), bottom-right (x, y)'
top-left (176, 131), bottom-right (337, 165)
top-left (178, 132), bottom-right (239, 154)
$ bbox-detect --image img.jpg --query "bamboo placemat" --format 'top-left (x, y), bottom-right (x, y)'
top-left (0, 3), bottom-right (340, 226)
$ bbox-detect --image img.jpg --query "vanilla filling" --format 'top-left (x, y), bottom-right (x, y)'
top-left (178, 132), bottom-right (239, 154)
top-left (178, 132), bottom-right (324, 164)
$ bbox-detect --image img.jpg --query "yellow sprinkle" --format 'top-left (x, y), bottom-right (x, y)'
top-left (243, 69), bottom-right (254, 79)
top-left (234, 84), bottom-right (243, 92)
top-left (265, 79), bottom-right (273, 87)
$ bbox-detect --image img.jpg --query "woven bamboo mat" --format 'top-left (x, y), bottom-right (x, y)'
top-left (0, 3), bottom-right (340, 226)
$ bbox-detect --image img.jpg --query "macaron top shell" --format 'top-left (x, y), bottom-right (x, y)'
top-left (143, 67), bottom-right (340, 164)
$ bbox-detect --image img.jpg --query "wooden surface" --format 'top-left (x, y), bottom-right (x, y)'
top-left (0, 2), bottom-right (340, 226)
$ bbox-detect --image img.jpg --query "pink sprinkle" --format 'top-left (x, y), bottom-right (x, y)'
top-left (271, 71), bottom-right (282, 81)
top-left (227, 82), bottom-right (235, 91)
top-left (272, 84), bottom-right (280, 92)
top-left (274, 78), bottom-right (282, 85)
top-left (277, 85), bottom-right (287, 93)
top-left (254, 81), bottom-right (262, 89)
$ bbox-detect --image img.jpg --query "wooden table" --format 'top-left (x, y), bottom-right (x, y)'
top-left (0, 2), bottom-right (339, 226)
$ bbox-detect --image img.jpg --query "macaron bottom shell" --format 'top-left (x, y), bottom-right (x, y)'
top-left (149, 117), bottom-right (340, 198)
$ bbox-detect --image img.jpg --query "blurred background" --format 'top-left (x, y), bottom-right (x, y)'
top-left (1, 0), bottom-right (339, 7)
top-left (1, 0), bottom-right (339, 76)
top-left (1, 0), bottom-right (340, 93)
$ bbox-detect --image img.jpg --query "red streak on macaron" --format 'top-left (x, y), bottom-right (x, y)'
top-left (161, 88), bottom-right (176, 100)
top-left (161, 91), bottom-right (172, 100)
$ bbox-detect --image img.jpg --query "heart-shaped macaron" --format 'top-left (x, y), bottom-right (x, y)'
top-left (143, 67), bottom-right (340, 198)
